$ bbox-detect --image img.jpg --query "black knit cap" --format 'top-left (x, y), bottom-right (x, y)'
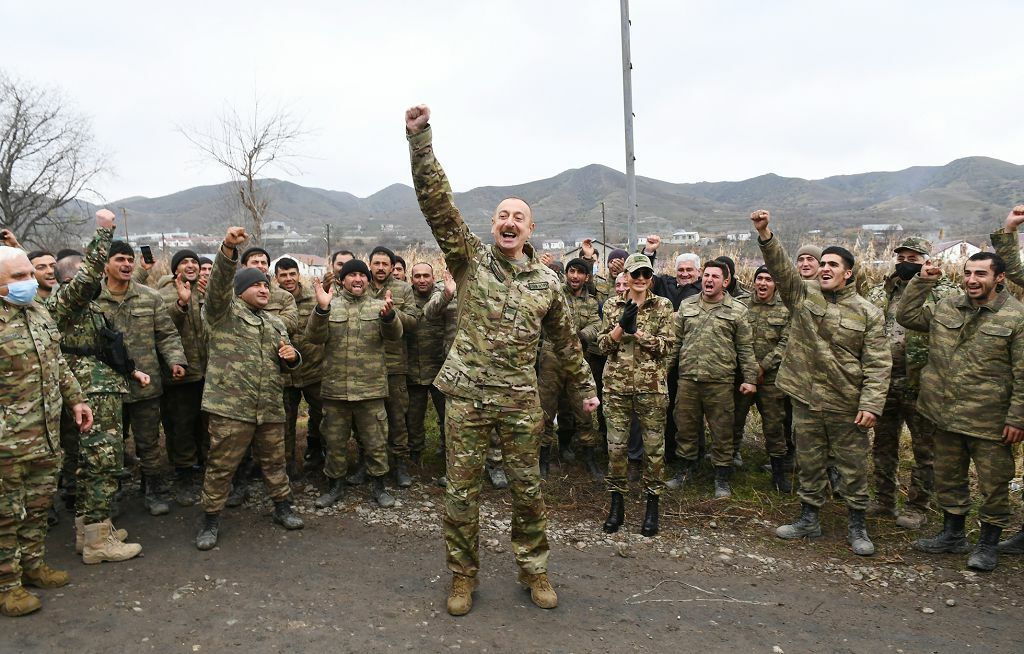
top-left (754, 264), bottom-right (771, 279)
top-left (108, 241), bottom-right (135, 259)
top-left (171, 249), bottom-right (199, 273)
top-left (240, 246), bottom-right (270, 265)
top-left (233, 268), bottom-right (269, 296)
top-left (565, 257), bottom-right (591, 275)
top-left (339, 259), bottom-right (371, 280)
top-left (821, 245), bottom-right (855, 269)
top-left (198, 256), bottom-right (213, 267)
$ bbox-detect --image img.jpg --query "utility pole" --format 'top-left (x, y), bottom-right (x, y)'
top-left (620, 0), bottom-right (638, 251)
top-left (120, 207), bottom-right (130, 243)
top-left (324, 223), bottom-right (331, 259)
top-left (601, 201), bottom-right (608, 273)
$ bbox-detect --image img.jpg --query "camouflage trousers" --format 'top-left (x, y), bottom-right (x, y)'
top-left (0, 455), bottom-right (59, 591)
top-left (77, 393), bottom-right (125, 524)
top-left (201, 416), bottom-right (291, 514)
top-left (674, 380), bottom-right (734, 468)
top-left (537, 348), bottom-right (595, 448)
top-left (284, 382), bottom-right (323, 464)
top-left (407, 383), bottom-right (446, 457)
top-left (444, 397), bottom-right (548, 578)
top-left (734, 383), bottom-right (788, 458)
top-left (871, 380), bottom-right (933, 511)
top-left (604, 392), bottom-right (667, 495)
top-left (931, 425), bottom-right (1014, 528)
top-left (792, 401), bottom-right (870, 510)
top-left (588, 353), bottom-right (607, 437)
top-left (385, 374), bottom-right (410, 460)
top-left (123, 397), bottom-right (166, 482)
top-left (163, 380), bottom-right (207, 469)
top-left (321, 398), bottom-right (389, 479)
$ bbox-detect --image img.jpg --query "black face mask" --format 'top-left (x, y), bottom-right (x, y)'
top-left (894, 262), bottom-right (923, 281)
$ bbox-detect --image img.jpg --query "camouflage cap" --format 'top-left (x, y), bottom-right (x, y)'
top-left (623, 253), bottom-right (653, 273)
top-left (894, 236), bottom-right (932, 255)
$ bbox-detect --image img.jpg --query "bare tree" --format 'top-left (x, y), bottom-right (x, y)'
top-left (0, 71), bottom-right (107, 246)
top-left (180, 100), bottom-right (305, 244)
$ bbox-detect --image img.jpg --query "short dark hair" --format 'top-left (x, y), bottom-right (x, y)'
top-left (369, 246), bottom-right (396, 265)
top-left (240, 246), bottom-right (270, 265)
top-left (393, 255), bottom-right (406, 269)
top-left (108, 241), bottom-right (134, 259)
top-left (498, 196), bottom-right (533, 219)
top-left (703, 260), bottom-right (729, 276)
top-left (56, 248), bottom-right (83, 261)
top-left (274, 257), bottom-right (299, 273)
top-left (967, 252), bottom-right (1006, 276)
top-left (821, 245), bottom-right (855, 270)
top-left (331, 249), bottom-right (354, 265)
top-left (411, 261), bottom-right (433, 274)
top-left (27, 250), bottom-right (54, 262)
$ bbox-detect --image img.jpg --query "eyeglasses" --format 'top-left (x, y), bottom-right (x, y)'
top-left (629, 269), bottom-right (653, 280)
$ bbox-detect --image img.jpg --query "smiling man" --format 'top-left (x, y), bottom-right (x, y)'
top-left (26, 250), bottom-right (57, 300)
top-left (406, 104), bottom-right (597, 616)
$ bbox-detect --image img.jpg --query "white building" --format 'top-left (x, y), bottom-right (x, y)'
top-left (542, 240), bottom-right (565, 251)
top-left (726, 232), bottom-right (751, 242)
top-left (932, 239), bottom-right (982, 261)
top-left (665, 230), bottom-right (700, 245)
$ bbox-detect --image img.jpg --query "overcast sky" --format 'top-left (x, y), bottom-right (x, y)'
top-left (4, 1), bottom-right (1023, 203)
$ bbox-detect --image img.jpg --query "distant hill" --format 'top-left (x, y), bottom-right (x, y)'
top-left (99, 156), bottom-right (1023, 246)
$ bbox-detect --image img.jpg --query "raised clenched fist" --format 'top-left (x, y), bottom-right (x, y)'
top-left (920, 259), bottom-right (942, 280)
top-left (750, 209), bottom-right (771, 235)
top-left (645, 235), bottom-right (662, 252)
top-left (95, 209), bottom-right (116, 230)
top-left (405, 105), bottom-right (430, 134)
top-left (224, 226), bottom-right (248, 248)
top-left (1005, 205), bottom-right (1024, 232)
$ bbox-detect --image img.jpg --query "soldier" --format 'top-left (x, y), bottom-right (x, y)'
top-left (406, 262), bottom-right (452, 466)
top-left (276, 257), bottom-right (325, 479)
top-left (307, 259), bottom-right (402, 509)
top-left (198, 257), bottom-right (213, 283)
top-left (751, 209), bottom-right (891, 556)
top-left (392, 256), bottom-right (407, 282)
top-left (96, 241), bottom-right (188, 516)
top-left (195, 227), bottom-right (304, 551)
top-left (897, 252), bottom-right (1024, 571)
top-left (796, 245), bottom-right (822, 281)
top-left (597, 254), bottom-right (675, 537)
top-left (592, 247), bottom-right (628, 304)
top-left (406, 104), bottom-right (598, 616)
top-left (715, 256), bottom-right (752, 306)
top-left (240, 247), bottom-right (298, 333)
top-left (666, 260), bottom-right (758, 498)
top-left (866, 237), bottom-right (958, 529)
top-left (0, 244), bottom-right (93, 617)
top-left (733, 265), bottom-right (792, 492)
top-left (27, 249), bottom-right (57, 300)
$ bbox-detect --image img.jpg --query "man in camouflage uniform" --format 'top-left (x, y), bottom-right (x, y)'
top-left (0, 244), bottom-right (93, 617)
top-left (733, 265), bottom-right (792, 492)
top-left (752, 209), bottom-right (891, 556)
top-left (97, 241), bottom-right (188, 516)
top-left (866, 237), bottom-right (958, 529)
top-left (597, 254), bottom-right (675, 537)
top-left (406, 262), bottom-right (453, 465)
top-left (667, 260), bottom-right (758, 499)
top-left (898, 252), bottom-right (1024, 571)
top-left (276, 257), bottom-right (325, 479)
top-left (406, 104), bottom-right (598, 616)
top-left (308, 258), bottom-right (402, 509)
top-left (195, 227), bottom-right (304, 551)
top-left (240, 247), bottom-right (298, 333)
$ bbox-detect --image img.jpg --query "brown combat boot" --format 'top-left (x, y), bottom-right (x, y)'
top-left (75, 516), bottom-right (127, 554)
top-left (0, 586), bottom-right (41, 617)
top-left (21, 563), bottom-right (69, 589)
top-left (518, 570), bottom-right (558, 609)
top-left (446, 573), bottom-right (478, 616)
top-left (82, 521), bottom-right (143, 564)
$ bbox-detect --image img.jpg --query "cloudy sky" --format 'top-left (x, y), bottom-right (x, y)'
top-left (4, 1), bottom-right (1022, 203)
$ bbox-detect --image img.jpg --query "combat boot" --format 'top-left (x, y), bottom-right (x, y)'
top-left (731, 451), bottom-right (743, 468)
top-left (640, 493), bottom-right (659, 538)
top-left (769, 456), bottom-right (791, 493)
top-left (82, 521), bottom-right (142, 564)
top-left (538, 446), bottom-right (551, 478)
top-left (195, 512), bottom-right (220, 551)
top-left (75, 516), bottom-right (127, 554)
top-left (997, 524), bottom-right (1024, 554)
top-left (21, 563), bottom-right (69, 588)
top-left (713, 466), bottom-right (732, 499)
top-left (966, 522), bottom-right (1002, 572)
top-left (272, 500), bottom-right (304, 530)
top-left (446, 573), bottom-right (477, 616)
top-left (143, 477), bottom-right (170, 516)
top-left (827, 466), bottom-right (843, 500)
top-left (847, 508), bottom-right (875, 556)
top-left (559, 445), bottom-right (576, 465)
top-left (345, 463), bottom-right (367, 486)
top-left (315, 477), bottom-right (346, 509)
top-left (866, 499), bottom-right (897, 518)
top-left (776, 503), bottom-right (822, 540)
top-left (895, 508), bottom-right (928, 530)
top-left (0, 586), bottom-right (41, 617)
top-left (487, 463), bottom-right (508, 489)
top-left (303, 438), bottom-right (325, 472)
top-left (225, 482), bottom-right (248, 508)
top-left (517, 570), bottom-right (558, 609)
top-left (581, 446), bottom-right (603, 481)
top-left (370, 476), bottom-right (395, 508)
top-left (602, 491), bottom-right (624, 534)
top-left (914, 512), bottom-right (970, 554)
top-left (393, 458), bottom-right (413, 488)
top-left (664, 459), bottom-right (692, 491)
top-left (174, 467), bottom-right (199, 507)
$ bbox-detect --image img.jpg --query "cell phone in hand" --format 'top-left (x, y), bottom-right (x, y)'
top-left (140, 245), bottom-right (154, 264)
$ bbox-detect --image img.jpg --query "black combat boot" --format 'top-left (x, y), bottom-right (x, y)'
top-left (539, 446), bottom-right (551, 479)
top-left (303, 438), bottom-right (325, 472)
top-left (776, 503), bottom-right (822, 539)
top-left (769, 456), bottom-right (792, 493)
top-left (713, 466), bottom-right (732, 499)
top-left (664, 459), bottom-right (692, 491)
top-left (847, 508), bottom-right (875, 556)
top-left (195, 512), bottom-right (220, 550)
top-left (143, 476), bottom-right (170, 516)
top-left (914, 512), bottom-right (970, 554)
top-left (394, 458), bottom-right (413, 488)
top-left (827, 466), bottom-right (843, 499)
top-left (640, 493), bottom-right (660, 537)
top-left (602, 492), bottom-right (625, 534)
top-left (582, 446), bottom-right (603, 482)
top-left (966, 522), bottom-right (1002, 571)
top-left (273, 499), bottom-right (304, 530)
top-left (370, 476), bottom-right (396, 508)
top-left (998, 524), bottom-right (1024, 554)
top-left (174, 467), bottom-right (199, 507)
top-left (314, 477), bottom-right (346, 509)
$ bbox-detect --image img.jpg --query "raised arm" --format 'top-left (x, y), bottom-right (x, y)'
top-left (204, 227), bottom-right (247, 328)
top-left (751, 210), bottom-right (806, 311)
top-left (895, 264), bottom-right (942, 332)
top-left (991, 206), bottom-right (1024, 289)
top-left (48, 210), bottom-right (115, 329)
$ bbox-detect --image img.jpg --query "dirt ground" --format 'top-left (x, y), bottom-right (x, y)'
top-left (7, 460), bottom-right (1023, 654)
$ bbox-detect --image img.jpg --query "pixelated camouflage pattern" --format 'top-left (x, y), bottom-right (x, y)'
top-left (604, 392), bottom-right (666, 495)
top-left (673, 293), bottom-right (759, 385)
top-left (0, 456), bottom-right (59, 591)
top-left (75, 392), bottom-right (123, 523)
top-left (597, 291), bottom-right (675, 394)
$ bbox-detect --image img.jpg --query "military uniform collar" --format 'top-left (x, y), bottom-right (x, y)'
top-left (822, 282), bottom-right (858, 303)
top-left (954, 289), bottom-right (1009, 313)
top-left (100, 279), bottom-right (140, 301)
top-left (489, 241), bottom-right (541, 276)
top-left (753, 291), bottom-right (781, 306)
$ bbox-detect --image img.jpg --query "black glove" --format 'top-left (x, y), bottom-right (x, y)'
top-left (618, 299), bottom-right (638, 334)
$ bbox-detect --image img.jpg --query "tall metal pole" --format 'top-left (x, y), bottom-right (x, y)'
top-left (620, 0), bottom-right (638, 251)
top-left (601, 201), bottom-right (608, 273)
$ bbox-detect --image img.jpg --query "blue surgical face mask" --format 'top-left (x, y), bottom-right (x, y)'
top-left (2, 278), bottom-right (39, 306)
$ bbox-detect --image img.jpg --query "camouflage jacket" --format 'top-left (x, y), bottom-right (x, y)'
top-left (307, 289), bottom-right (403, 401)
top-left (96, 280), bottom-right (187, 402)
top-left (409, 126), bottom-right (596, 406)
top-left (157, 274), bottom-right (208, 384)
top-left (288, 283), bottom-right (325, 388)
top-left (866, 272), bottom-right (959, 390)
top-left (759, 234), bottom-right (891, 415)
top-left (201, 248), bottom-right (301, 424)
top-left (0, 301), bottom-right (85, 460)
top-left (597, 291), bottom-right (675, 394)
top-left (593, 274), bottom-right (614, 306)
top-left (991, 229), bottom-right (1024, 288)
top-left (368, 277), bottom-right (420, 375)
top-left (897, 279), bottom-right (1024, 440)
top-left (407, 287), bottom-right (450, 386)
top-left (266, 285), bottom-right (299, 335)
top-left (543, 284), bottom-right (602, 355)
top-left (673, 293), bottom-right (759, 385)
top-left (744, 291), bottom-right (790, 385)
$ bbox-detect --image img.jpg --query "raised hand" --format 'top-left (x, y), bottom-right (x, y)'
top-left (443, 269), bottom-right (456, 300)
top-left (278, 339), bottom-right (298, 363)
top-left (645, 234), bottom-right (662, 252)
top-left (539, 252), bottom-right (553, 267)
top-left (0, 229), bottom-right (21, 248)
top-left (321, 270), bottom-right (334, 293)
top-left (581, 239), bottom-right (596, 261)
top-left (95, 209), bottom-right (116, 230)
top-left (312, 276), bottom-right (333, 309)
top-left (405, 104), bottom-right (430, 134)
top-left (380, 289), bottom-right (395, 320)
top-left (618, 299), bottom-right (639, 334)
top-left (196, 276), bottom-right (208, 295)
top-left (750, 209), bottom-right (771, 236)
top-left (174, 275), bottom-right (191, 306)
top-left (920, 259), bottom-right (942, 280)
top-left (1005, 205), bottom-right (1024, 232)
top-left (224, 226), bottom-right (248, 249)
